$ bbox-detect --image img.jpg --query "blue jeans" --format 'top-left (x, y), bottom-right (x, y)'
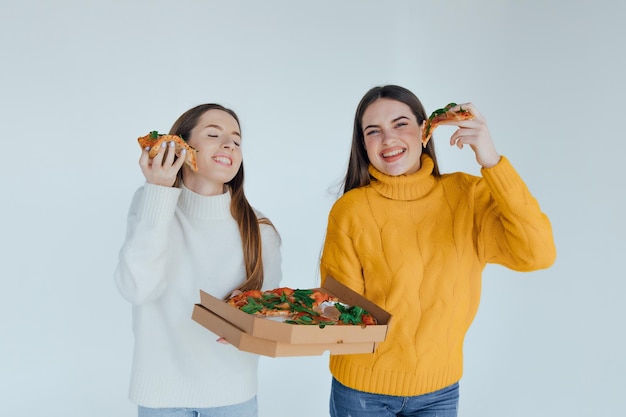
top-left (138, 396), bottom-right (257, 417)
top-left (330, 378), bottom-right (459, 417)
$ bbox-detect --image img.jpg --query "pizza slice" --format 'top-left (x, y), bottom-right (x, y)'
top-left (422, 102), bottom-right (475, 146)
top-left (137, 131), bottom-right (199, 172)
top-left (226, 288), bottom-right (334, 317)
top-left (227, 288), bottom-right (289, 317)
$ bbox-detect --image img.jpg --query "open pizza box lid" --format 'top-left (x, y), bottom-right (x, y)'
top-left (193, 276), bottom-right (392, 346)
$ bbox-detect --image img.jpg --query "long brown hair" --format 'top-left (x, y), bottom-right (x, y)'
top-left (169, 103), bottom-right (274, 293)
top-left (342, 85), bottom-right (442, 194)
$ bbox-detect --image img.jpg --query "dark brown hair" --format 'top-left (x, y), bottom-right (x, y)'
top-left (169, 104), bottom-right (274, 293)
top-left (342, 85), bottom-right (441, 194)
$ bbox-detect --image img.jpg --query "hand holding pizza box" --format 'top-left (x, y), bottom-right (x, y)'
top-left (192, 276), bottom-right (392, 357)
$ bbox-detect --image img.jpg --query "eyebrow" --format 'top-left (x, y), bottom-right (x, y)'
top-left (204, 124), bottom-right (241, 137)
top-left (363, 115), bottom-right (410, 131)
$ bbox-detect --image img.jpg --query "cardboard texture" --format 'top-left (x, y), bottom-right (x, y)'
top-left (192, 304), bottom-right (381, 357)
top-left (191, 276), bottom-right (392, 357)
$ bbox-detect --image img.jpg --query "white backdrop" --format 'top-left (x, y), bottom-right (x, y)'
top-left (1, 1), bottom-right (624, 416)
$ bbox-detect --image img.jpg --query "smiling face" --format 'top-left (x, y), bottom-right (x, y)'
top-left (362, 98), bottom-right (424, 176)
top-left (182, 109), bottom-right (243, 195)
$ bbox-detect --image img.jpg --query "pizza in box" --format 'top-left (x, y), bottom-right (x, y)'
top-left (226, 287), bottom-right (377, 327)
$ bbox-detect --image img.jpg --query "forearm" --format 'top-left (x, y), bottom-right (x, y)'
top-left (479, 157), bottom-right (556, 270)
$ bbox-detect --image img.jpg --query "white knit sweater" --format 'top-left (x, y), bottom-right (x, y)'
top-left (115, 183), bottom-right (282, 408)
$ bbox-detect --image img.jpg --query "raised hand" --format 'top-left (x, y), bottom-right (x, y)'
top-left (445, 103), bottom-right (500, 168)
top-left (139, 140), bottom-right (187, 187)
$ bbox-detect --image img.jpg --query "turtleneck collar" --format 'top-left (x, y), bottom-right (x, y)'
top-left (178, 183), bottom-right (232, 220)
top-left (368, 154), bottom-right (438, 201)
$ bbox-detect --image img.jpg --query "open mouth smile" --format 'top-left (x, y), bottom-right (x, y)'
top-left (381, 148), bottom-right (406, 159)
top-left (212, 156), bottom-right (232, 166)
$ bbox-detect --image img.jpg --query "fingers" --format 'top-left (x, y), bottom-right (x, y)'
top-left (163, 140), bottom-right (177, 167)
top-left (448, 117), bottom-right (500, 167)
top-left (435, 103), bottom-right (485, 128)
top-left (173, 147), bottom-right (187, 171)
top-left (139, 146), bottom-right (151, 169)
top-left (216, 337), bottom-right (230, 345)
top-left (159, 140), bottom-right (187, 170)
top-left (452, 102), bottom-right (485, 121)
top-left (446, 103), bottom-right (486, 147)
top-left (449, 130), bottom-right (486, 150)
top-left (449, 130), bottom-right (474, 149)
top-left (138, 140), bottom-right (184, 187)
top-left (151, 140), bottom-right (168, 167)
top-left (434, 102), bottom-right (499, 167)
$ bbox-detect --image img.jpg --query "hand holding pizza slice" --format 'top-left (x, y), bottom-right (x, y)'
top-left (426, 102), bottom-right (501, 168)
top-left (138, 131), bottom-right (199, 172)
top-left (422, 102), bottom-right (475, 147)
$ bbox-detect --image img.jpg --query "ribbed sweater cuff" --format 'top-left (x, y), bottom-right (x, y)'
top-left (138, 183), bottom-right (181, 223)
top-left (480, 155), bottom-right (530, 207)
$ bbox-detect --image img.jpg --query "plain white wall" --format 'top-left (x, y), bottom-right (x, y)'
top-left (1, 1), bottom-right (624, 415)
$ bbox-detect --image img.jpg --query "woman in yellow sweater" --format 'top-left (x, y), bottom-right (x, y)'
top-left (320, 85), bottom-right (556, 417)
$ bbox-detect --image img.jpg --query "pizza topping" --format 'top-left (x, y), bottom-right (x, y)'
top-left (226, 287), bottom-right (378, 327)
top-left (422, 102), bottom-right (475, 146)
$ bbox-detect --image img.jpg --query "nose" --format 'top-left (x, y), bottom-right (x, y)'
top-left (221, 138), bottom-right (236, 149)
top-left (380, 129), bottom-right (396, 144)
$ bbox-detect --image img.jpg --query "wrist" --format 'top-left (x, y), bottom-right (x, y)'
top-left (480, 153), bottom-right (501, 168)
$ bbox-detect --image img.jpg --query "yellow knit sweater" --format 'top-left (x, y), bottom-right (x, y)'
top-left (320, 154), bottom-right (556, 396)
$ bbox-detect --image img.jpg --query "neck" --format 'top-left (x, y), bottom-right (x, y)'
top-left (368, 154), bottom-right (437, 201)
top-left (181, 173), bottom-right (225, 196)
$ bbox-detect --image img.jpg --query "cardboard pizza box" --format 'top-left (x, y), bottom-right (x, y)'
top-left (191, 304), bottom-right (382, 357)
top-left (193, 276), bottom-right (391, 346)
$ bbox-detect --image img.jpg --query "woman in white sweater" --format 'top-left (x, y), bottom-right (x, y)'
top-left (115, 104), bottom-right (282, 417)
